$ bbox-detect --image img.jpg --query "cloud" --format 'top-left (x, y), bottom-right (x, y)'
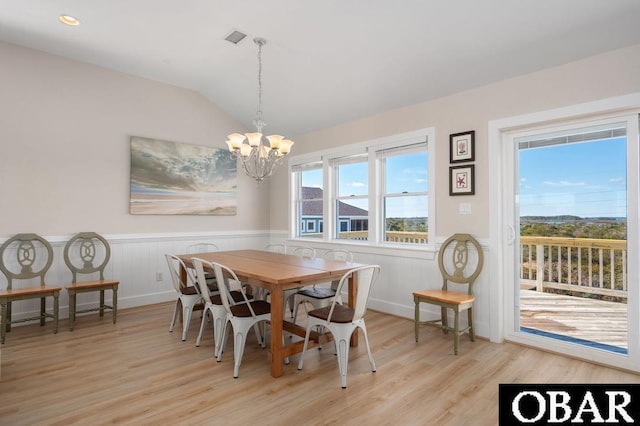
top-left (543, 180), bottom-right (585, 187)
top-left (351, 182), bottom-right (366, 188)
top-left (609, 177), bottom-right (624, 183)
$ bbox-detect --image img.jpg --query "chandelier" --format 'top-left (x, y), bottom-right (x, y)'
top-left (226, 37), bottom-right (294, 183)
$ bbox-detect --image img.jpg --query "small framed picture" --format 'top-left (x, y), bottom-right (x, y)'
top-left (449, 164), bottom-right (475, 196)
top-left (449, 130), bottom-right (475, 163)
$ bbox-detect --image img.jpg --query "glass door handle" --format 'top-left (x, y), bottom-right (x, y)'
top-left (507, 225), bottom-right (516, 245)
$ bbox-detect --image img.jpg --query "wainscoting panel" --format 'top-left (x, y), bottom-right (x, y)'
top-left (0, 231), bottom-right (272, 323)
top-left (0, 231), bottom-right (491, 340)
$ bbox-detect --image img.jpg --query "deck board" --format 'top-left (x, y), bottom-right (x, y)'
top-left (520, 289), bottom-right (628, 349)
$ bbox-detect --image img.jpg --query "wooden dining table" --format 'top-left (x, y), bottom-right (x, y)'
top-left (177, 249), bottom-right (366, 378)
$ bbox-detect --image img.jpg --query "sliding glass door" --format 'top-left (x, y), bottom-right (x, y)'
top-left (502, 112), bottom-right (639, 368)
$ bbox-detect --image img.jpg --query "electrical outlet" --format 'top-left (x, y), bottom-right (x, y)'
top-left (156, 272), bottom-right (163, 281)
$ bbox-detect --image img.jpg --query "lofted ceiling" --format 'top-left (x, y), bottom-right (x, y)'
top-left (1, 1), bottom-right (640, 137)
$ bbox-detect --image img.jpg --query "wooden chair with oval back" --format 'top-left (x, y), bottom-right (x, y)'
top-left (64, 232), bottom-right (120, 331)
top-left (412, 233), bottom-right (484, 355)
top-left (0, 233), bottom-right (62, 344)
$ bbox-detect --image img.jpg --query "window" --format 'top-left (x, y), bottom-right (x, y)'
top-left (292, 163), bottom-right (323, 238)
top-left (334, 155), bottom-right (369, 241)
top-left (379, 148), bottom-right (428, 244)
top-left (289, 128), bottom-right (434, 248)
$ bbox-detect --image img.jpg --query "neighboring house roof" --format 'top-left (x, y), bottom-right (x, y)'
top-left (301, 187), bottom-right (368, 217)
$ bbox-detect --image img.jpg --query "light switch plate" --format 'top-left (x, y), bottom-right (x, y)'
top-left (459, 202), bottom-right (472, 215)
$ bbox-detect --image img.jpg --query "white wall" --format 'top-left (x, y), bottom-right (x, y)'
top-left (0, 41), bottom-right (270, 236)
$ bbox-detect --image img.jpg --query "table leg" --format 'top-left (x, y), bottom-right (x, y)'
top-left (348, 272), bottom-right (359, 347)
top-left (269, 287), bottom-right (284, 378)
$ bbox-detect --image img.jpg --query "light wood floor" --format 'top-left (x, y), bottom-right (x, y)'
top-left (0, 302), bottom-right (638, 426)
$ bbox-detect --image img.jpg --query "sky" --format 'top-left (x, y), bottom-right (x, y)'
top-left (519, 136), bottom-right (627, 218)
top-left (299, 135), bottom-right (628, 220)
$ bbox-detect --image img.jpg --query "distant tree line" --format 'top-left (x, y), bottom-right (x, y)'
top-left (386, 217), bottom-right (427, 232)
top-left (521, 216), bottom-right (626, 240)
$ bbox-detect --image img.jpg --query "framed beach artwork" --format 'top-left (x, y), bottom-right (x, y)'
top-left (129, 136), bottom-right (237, 215)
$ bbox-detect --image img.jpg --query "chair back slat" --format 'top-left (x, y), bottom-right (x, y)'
top-left (192, 258), bottom-right (254, 315)
top-left (323, 249), bottom-right (353, 290)
top-left (288, 246), bottom-right (316, 258)
top-left (323, 249), bottom-right (353, 263)
top-left (263, 243), bottom-right (286, 254)
top-left (186, 243), bottom-right (218, 254)
top-left (63, 232), bottom-right (111, 283)
top-left (0, 233), bottom-right (53, 289)
top-left (165, 254), bottom-right (199, 295)
top-left (438, 233), bottom-right (483, 294)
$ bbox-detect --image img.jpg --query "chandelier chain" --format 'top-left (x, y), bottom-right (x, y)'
top-left (255, 38), bottom-right (265, 132)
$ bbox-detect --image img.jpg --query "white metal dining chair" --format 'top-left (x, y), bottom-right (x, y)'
top-left (186, 243), bottom-right (219, 254)
top-left (298, 264), bottom-right (380, 388)
top-left (165, 254), bottom-right (203, 341)
top-left (254, 243), bottom-right (289, 302)
top-left (263, 243), bottom-right (286, 254)
top-left (283, 246), bottom-right (316, 319)
top-left (192, 258), bottom-right (271, 378)
top-left (288, 246), bottom-right (316, 259)
top-left (192, 257), bottom-right (250, 358)
top-left (292, 249), bottom-right (353, 322)
top-left (186, 243), bottom-right (219, 292)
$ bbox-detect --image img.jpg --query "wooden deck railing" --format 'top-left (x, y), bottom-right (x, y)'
top-left (302, 231), bottom-right (628, 299)
top-left (334, 231), bottom-right (428, 243)
top-left (520, 236), bottom-right (627, 299)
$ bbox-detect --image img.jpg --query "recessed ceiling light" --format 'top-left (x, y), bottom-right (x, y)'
top-left (59, 15), bottom-right (80, 26)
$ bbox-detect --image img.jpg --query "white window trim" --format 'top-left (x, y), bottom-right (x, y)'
top-left (288, 127), bottom-right (436, 252)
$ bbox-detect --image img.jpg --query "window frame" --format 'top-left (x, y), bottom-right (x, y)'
top-left (288, 128), bottom-right (436, 252)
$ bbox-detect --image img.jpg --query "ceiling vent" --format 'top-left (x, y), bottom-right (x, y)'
top-left (224, 30), bottom-right (247, 45)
